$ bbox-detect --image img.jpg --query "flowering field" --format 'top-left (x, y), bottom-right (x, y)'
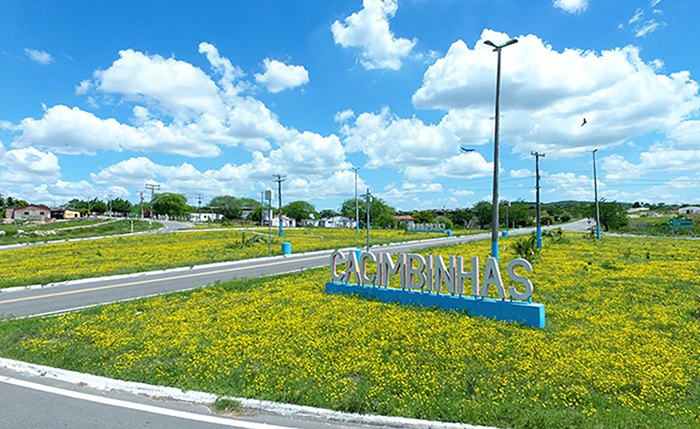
top-left (0, 228), bottom-right (442, 288)
top-left (0, 234), bottom-right (698, 428)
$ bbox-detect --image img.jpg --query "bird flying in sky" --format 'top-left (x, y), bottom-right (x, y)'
top-left (581, 118), bottom-right (588, 127)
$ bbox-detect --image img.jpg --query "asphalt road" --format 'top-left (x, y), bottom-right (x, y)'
top-left (0, 368), bottom-right (376, 429)
top-left (0, 220), bottom-right (592, 319)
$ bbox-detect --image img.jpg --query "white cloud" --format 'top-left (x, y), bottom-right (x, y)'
top-left (198, 42), bottom-right (246, 99)
top-left (334, 109), bottom-right (355, 123)
top-left (553, 0), bottom-right (588, 14)
top-left (544, 172), bottom-right (599, 200)
top-left (601, 154), bottom-right (643, 180)
top-left (94, 49), bottom-right (226, 119)
top-left (622, 3), bottom-right (665, 38)
top-left (0, 147), bottom-right (60, 185)
top-left (75, 80), bottom-right (91, 95)
top-left (15, 105), bottom-right (222, 157)
top-left (410, 29), bottom-right (699, 157)
top-left (510, 168), bottom-right (532, 178)
top-left (24, 48), bottom-right (54, 65)
top-left (254, 59), bottom-right (309, 93)
top-left (341, 107), bottom-right (493, 174)
top-left (331, 0), bottom-right (416, 70)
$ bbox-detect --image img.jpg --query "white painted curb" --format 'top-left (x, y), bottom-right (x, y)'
top-left (0, 357), bottom-right (499, 429)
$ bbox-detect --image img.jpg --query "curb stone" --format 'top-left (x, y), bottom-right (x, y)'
top-left (0, 357), bottom-right (500, 429)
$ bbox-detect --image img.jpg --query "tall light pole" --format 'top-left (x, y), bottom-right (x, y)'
top-left (365, 188), bottom-right (371, 250)
top-left (273, 174), bottom-right (286, 237)
top-left (484, 37), bottom-right (518, 260)
top-left (352, 166), bottom-right (360, 234)
top-left (592, 149), bottom-right (601, 240)
top-left (531, 151), bottom-right (545, 248)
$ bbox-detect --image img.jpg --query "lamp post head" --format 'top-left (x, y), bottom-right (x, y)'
top-left (484, 38), bottom-right (518, 51)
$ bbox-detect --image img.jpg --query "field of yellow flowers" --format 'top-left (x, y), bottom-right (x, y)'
top-left (0, 233), bottom-right (698, 428)
top-left (0, 228), bottom-right (443, 288)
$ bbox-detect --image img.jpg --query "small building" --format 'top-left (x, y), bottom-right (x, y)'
top-left (13, 205), bottom-right (51, 221)
top-left (678, 206), bottom-right (700, 215)
top-left (50, 208), bottom-right (81, 220)
top-left (263, 211), bottom-right (296, 228)
top-left (394, 214), bottom-right (415, 226)
top-left (190, 212), bottom-right (223, 222)
top-left (321, 216), bottom-right (356, 229)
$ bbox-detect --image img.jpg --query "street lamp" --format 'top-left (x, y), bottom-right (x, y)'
top-left (592, 149), bottom-right (601, 239)
top-left (484, 37), bottom-right (518, 260)
top-left (352, 166), bottom-right (360, 234)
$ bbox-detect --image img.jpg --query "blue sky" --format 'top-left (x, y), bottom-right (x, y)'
top-left (1, 0), bottom-right (699, 211)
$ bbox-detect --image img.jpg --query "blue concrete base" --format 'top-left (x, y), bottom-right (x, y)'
top-left (501, 230), bottom-right (509, 237)
top-left (325, 282), bottom-right (545, 328)
top-left (281, 242), bottom-right (292, 255)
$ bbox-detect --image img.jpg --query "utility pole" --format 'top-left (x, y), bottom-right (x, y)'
top-left (352, 167), bottom-right (360, 234)
top-left (260, 191), bottom-right (264, 226)
top-left (531, 151), bottom-right (545, 248)
top-left (265, 190), bottom-right (273, 255)
top-left (365, 188), bottom-right (371, 250)
top-left (195, 194), bottom-right (203, 222)
top-left (145, 183), bottom-right (160, 202)
top-left (273, 174), bottom-right (286, 237)
top-left (592, 149), bottom-right (601, 240)
top-left (138, 191), bottom-right (145, 219)
top-left (484, 37), bottom-right (518, 260)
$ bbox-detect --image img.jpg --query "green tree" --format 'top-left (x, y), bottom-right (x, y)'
top-left (209, 196), bottom-right (260, 220)
top-left (318, 209), bottom-right (338, 219)
top-left (340, 196), bottom-right (396, 228)
top-left (152, 193), bottom-right (190, 216)
top-left (412, 210), bottom-right (436, 223)
top-left (109, 198), bottom-right (133, 214)
top-left (593, 200), bottom-right (629, 231)
top-left (446, 209), bottom-right (473, 228)
top-left (90, 200), bottom-right (108, 214)
top-left (283, 200), bottom-right (317, 223)
top-left (473, 201), bottom-right (492, 228)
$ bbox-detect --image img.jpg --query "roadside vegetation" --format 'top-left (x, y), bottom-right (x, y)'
top-left (0, 219), bottom-right (159, 245)
top-left (0, 228), bottom-right (444, 288)
top-left (0, 233), bottom-right (698, 428)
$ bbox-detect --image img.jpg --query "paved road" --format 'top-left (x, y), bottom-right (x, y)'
top-left (0, 221), bottom-right (591, 319)
top-left (0, 367), bottom-right (377, 429)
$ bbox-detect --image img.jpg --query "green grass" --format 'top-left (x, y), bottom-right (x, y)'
top-left (0, 219), bottom-right (161, 245)
top-left (620, 215), bottom-right (699, 236)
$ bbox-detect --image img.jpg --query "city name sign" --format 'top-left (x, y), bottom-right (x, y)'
top-left (325, 250), bottom-right (545, 328)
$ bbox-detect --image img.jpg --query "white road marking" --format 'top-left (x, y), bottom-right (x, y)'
top-left (0, 375), bottom-right (296, 429)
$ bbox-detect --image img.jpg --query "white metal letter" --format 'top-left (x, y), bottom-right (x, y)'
top-left (480, 257), bottom-right (507, 299)
top-left (360, 252), bottom-right (378, 285)
top-left (405, 254), bottom-right (426, 290)
top-left (506, 258), bottom-right (534, 300)
top-left (330, 250), bottom-right (346, 282)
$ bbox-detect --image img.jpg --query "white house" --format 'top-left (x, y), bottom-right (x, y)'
top-left (263, 211), bottom-right (296, 228)
top-left (190, 212), bottom-right (223, 222)
top-left (321, 216), bottom-right (356, 229)
top-left (678, 206), bottom-right (700, 215)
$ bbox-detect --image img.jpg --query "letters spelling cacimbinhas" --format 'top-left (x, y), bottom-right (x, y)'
top-left (330, 250), bottom-right (534, 301)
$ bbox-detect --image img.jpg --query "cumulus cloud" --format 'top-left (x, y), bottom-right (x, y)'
top-left (254, 59), bottom-right (309, 93)
top-left (510, 168), bottom-right (532, 178)
top-left (341, 107), bottom-right (493, 174)
top-left (408, 29), bottom-right (699, 157)
top-left (24, 48), bottom-right (54, 65)
top-left (15, 105), bottom-right (221, 157)
top-left (94, 49), bottom-right (226, 119)
top-left (331, 0), bottom-right (416, 70)
top-left (0, 147), bottom-right (60, 184)
top-left (553, 0), bottom-right (588, 14)
top-left (544, 172), bottom-right (599, 200)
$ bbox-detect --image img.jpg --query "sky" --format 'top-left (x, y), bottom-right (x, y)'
top-left (1, 0), bottom-right (699, 211)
